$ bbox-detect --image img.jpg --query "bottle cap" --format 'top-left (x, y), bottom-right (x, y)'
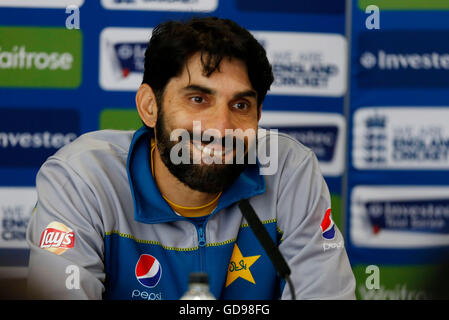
top-left (189, 272), bottom-right (209, 284)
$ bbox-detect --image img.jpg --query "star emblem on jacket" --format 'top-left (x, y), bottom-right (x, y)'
top-left (225, 244), bottom-right (261, 287)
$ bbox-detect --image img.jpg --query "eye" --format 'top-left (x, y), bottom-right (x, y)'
top-left (190, 96), bottom-right (205, 104)
top-left (233, 102), bottom-right (249, 110)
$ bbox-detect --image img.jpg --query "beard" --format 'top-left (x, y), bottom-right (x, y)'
top-left (154, 109), bottom-right (252, 194)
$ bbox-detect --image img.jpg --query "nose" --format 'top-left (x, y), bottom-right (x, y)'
top-left (207, 103), bottom-right (234, 138)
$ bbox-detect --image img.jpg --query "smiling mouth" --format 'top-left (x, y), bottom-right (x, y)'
top-left (191, 140), bottom-right (235, 158)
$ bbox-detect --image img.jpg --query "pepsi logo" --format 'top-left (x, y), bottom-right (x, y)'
top-left (135, 254), bottom-right (162, 288)
top-left (320, 208), bottom-right (336, 240)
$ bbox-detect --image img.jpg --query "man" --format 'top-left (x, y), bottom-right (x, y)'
top-left (26, 17), bottom-right (355, 299)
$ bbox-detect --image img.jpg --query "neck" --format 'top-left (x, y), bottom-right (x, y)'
top-left (152, 146), bottom-right (220, 207)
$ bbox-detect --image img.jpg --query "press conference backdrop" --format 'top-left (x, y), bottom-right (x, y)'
top-left (0, 0), bottom-right (447, 299)
top-left (346, 0), bottom-right (449, 299)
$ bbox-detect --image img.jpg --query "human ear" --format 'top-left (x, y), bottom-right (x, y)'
top-left (136, 84), bottom-right (158, 128)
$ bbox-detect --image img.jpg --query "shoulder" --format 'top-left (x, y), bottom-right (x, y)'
top-left (36, 129), bottom-right (135, 188)
top-left (50, 129), bottom-right (135, 164)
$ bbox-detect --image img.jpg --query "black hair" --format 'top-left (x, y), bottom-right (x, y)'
top-left (142, 16), bottom-right (274, 109)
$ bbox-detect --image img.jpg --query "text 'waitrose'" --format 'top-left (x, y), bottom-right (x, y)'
top-left (0, 46), bottom-right (73, 70)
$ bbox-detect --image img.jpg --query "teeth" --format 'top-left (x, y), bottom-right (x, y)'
top-left (193, 142), bottom-right (225, 157)
top-left (199, 144), bottom-right (223, 157)
top-left (203, 146), bottom-right (223, 156)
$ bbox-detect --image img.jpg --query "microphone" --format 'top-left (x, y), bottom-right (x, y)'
top-left (238, 199), bottom-right (296, 300)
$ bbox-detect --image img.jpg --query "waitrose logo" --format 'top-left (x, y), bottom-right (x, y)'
top-left (0, 46), bottom-right (74, 71)
top-left (0, 26), bottom-right (82, 88)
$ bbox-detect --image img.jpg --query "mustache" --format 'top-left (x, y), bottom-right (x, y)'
top-left (183, 130), bottom-right (249, 150)
top-left (165, 126), bottom-right (258, 165)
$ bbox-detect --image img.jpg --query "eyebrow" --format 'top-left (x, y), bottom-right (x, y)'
top-left (183, 84), bottom-right (215, 95)
top-left (183, 84), bottom-right (257, 100)
top-left (233, 90), bottom-right (257, 101)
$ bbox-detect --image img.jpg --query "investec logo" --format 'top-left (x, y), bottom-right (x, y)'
top-left (0, 108), bottom-right (79, 167)
top-left (350, 186), bottom-right (449, 249)
top-left (360, 51), bottom-right (449, 71)
top-left (259, 111), bottom-right (345, 176)
top-left (358, 31), bottom-right (449, 88)
top-left (0, 26), bottom-right (82, 88)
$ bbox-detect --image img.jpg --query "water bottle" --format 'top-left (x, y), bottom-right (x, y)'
top-left (180, 272), bottom-right (216, 300)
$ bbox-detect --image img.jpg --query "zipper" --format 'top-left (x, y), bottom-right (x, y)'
top-left (195, 221), bottom-right (207, 272)
top-left (197, 225), bottom-right (206, 247)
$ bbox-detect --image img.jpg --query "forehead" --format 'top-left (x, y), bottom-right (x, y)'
top-left (168, 52), bottom-right (254, 92)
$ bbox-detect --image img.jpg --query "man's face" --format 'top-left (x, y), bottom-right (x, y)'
top-left (154, 52), bottom-right (260, 193)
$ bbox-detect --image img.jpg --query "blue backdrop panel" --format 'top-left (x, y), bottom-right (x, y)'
top-left (0, 0), bottom-right (347, 299)
top-left (346, 0), bottom-right (449, 299)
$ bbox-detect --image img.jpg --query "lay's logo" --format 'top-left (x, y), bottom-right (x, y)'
top-left (39, 221), bottom-right (75, 255)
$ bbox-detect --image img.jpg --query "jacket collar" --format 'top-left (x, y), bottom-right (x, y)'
top-left (127, 126), bottom-right (265, 224)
